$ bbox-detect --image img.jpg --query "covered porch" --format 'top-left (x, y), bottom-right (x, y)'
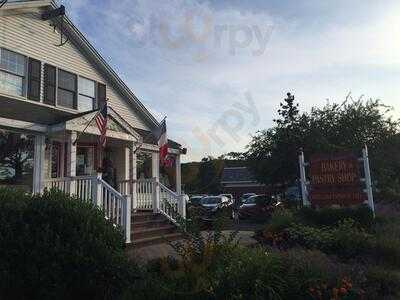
top-left (0, 109), bottom-right (186, 244)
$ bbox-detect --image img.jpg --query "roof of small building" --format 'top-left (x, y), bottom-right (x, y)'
top-left (221, 167), bottom-right (257, 183)
top-left (58, 109), bottom-right (182, 150)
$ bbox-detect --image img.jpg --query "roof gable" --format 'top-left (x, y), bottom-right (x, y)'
top-left (1, 0), bottom-right (160, 131)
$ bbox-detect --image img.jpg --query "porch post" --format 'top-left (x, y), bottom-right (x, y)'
top-left (67, 131), bottom-right (77, 195)
top-left (33, 135), bottom-right (46, 194)
top-left (152, 152), bottom-right (160, 213)
top-left (123, 195), bottom-right (132, 243)
top-left (123, 146), bottom-right (130, 183)
top-left (175, 154), bottom-right (182, 195)
top-left (131, 145), bottom-right (137, 212)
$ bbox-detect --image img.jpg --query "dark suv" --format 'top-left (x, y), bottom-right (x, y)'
top-left (238, 195), bottom-right (282, 219)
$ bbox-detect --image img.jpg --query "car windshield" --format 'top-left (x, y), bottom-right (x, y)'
top-left (201, 197), bottom-right (221, 205)
top-left (245, 196), bottom-right (269, 205)
top-left (244, 196), bottom-right (258, 204)
top-left (190, 197), bottom-right (203, 205)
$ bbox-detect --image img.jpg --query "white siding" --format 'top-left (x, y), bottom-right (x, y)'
top-left (0, 12), bottom-right (150, 130)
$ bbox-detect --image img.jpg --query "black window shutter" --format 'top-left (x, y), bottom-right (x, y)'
top-left (97, 83), bottom-right (106, 109)
top-left (44, 64), bottom-right (56, 106)
top-left (27, 58), bottom-right (41, 101)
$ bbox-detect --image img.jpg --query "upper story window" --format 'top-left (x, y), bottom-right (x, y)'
top-left (78, 77), bottom-right (95, 112)
top-left (0, 48), bottom-right (26, 96)
top-left (0, 48), bottom-right (106, 113)
top-left (58, 69), bottom-right (77, 109)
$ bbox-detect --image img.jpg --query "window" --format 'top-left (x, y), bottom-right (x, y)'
top-left (0, 129), bottom-right (34, 192)
top-left (57, 69), bottom-right (77, 109)
top-left (76, 146), bottom-right (96, 176)
top-left (97, 83), bottom-right (106, 109)
top-left (78, 77), bottom-right (95, 112)
top-left (0, 48), bottom-right (26, 96)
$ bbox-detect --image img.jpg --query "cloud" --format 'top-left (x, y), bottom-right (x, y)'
top-left (63, 0), bottom-right (400, 161)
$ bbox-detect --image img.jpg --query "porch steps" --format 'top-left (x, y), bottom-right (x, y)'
top-left (131, 211), bottom-right (181, 248)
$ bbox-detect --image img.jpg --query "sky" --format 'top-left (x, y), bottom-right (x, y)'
top-left (60, 0), bottom-right (400, 162)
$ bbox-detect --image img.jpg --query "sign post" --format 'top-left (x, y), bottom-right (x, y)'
top-left (298, 149), bottom-right (310, 207)
top-left (362, 145), bottom-right (375, 216)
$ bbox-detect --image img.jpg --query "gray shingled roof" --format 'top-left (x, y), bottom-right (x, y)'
top-left (221, 167), bottom-right (257, 183)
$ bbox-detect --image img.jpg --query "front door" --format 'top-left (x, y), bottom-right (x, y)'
top-left (76, 145), bottom-right (97, 176)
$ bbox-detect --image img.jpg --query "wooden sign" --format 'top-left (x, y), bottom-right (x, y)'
top-left (309, 153), bottom-right (366, 207)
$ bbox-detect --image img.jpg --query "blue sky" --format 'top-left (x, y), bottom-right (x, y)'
top-left (60, 0), bottom-right (400, 162)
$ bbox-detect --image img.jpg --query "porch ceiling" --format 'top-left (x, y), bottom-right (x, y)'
top-left (0, 94), bottom-right (75, 125)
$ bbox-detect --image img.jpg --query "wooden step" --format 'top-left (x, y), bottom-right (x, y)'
top-left (132, 225), bottom-right (177, 240)
top-left (131, 232), bottom-right (182, 248)
top-left (132, 219), bottom-right (170, 229)
top-left (132, 212), bottom-right (164, 222)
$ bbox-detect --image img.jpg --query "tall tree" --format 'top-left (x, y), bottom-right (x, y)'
top-left (246, 94), bottom-right (400, 195)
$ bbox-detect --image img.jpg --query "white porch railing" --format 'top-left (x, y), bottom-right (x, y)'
top-left (44, 175), bottom-right (131, 243)
top-left (158, 182), bottom-right (184, 224)
top-left (119, 178), bottom-right (155, 211)
top-left (136, 178), bottom-right (155, 210)
top-left (119, 178), bottom-right (186, 225)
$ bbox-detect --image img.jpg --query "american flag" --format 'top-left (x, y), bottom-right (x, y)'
top-left (95, 105), bottom-right (108, 147)
top-left (154, 118), bottom-right (173, 167)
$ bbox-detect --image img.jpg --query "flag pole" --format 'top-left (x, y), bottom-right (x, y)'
top-left (133, 116), bottom-right (167, 154)
top-left (73, 100), bottom-right (108, 146)
top-left (72, 110), bottom-right (99, 146)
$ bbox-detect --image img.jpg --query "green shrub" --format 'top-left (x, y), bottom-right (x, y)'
top-left (130, 247), bottom-right (368, 300)
top-left (282, 249), bottom-right (362, 300)
top-left (286, 224), bottom-right (335, 252)
top-left (370, 237), bottom-right (400, 268)
top-left (265, 209), bottom-right (296, 234)
top-left (298, 206), bottom-right (374, 229)
top-left (363, 266), bottom-right (400, 299)
top-left (362, 217), bottom-right (400, 267)
top-left (330, 219), bottom-right (372, 259)
top-left (213, 247), bottom-right (285, 300)
top-left (285, 219), bottom-right (373, 259)
top-left (0, 188), bottom-right (135, 300)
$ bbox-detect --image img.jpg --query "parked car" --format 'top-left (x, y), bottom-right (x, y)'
top-left (189, 195), bottom-right (206, 206)
top-left (191, 195), bottom-right (232, 222)
top-left (239, 193), bottom-right (257, 205)
top-left (238, 195), bottom-right (282, 219)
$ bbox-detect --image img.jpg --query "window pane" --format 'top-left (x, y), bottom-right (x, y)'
top-left (0, 130), bottom-right (34, 193)
top-left (0, 70), bottom-right (23, 96)
top-left (78, 95), bottom-right (94, 112)
top-left (76, 146), bottom-right (96, 176)
top-left (45, 64), bottom-right (56, 84)
top-left (58, 88), bottom-right (74, 109)
top-left (78, 77), bottom-right (95, 97)
top-left (0, 48), bottom-right (26, 76)
top-left (58, 69), bottom-right (76, 91)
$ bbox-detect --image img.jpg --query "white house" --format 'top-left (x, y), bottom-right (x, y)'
top-left (0, 0), bottom-right (186, 245)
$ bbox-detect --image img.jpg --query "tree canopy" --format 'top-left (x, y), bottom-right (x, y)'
top-left (245, 94), bottom-right (400, 197)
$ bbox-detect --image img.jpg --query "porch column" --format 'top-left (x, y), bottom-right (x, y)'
top-left (33, 135), bottom-right (46, 194)
top-left (130, 145), bottom-right (137, 212)
top-left (152, 152), bottom-right (160, 213)
top-left (67, 131), bottom-right (77, 195)
top-left (123, 147), bottom-right (130, 182)
top-left (175, 154), bottom-right (182, 195)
